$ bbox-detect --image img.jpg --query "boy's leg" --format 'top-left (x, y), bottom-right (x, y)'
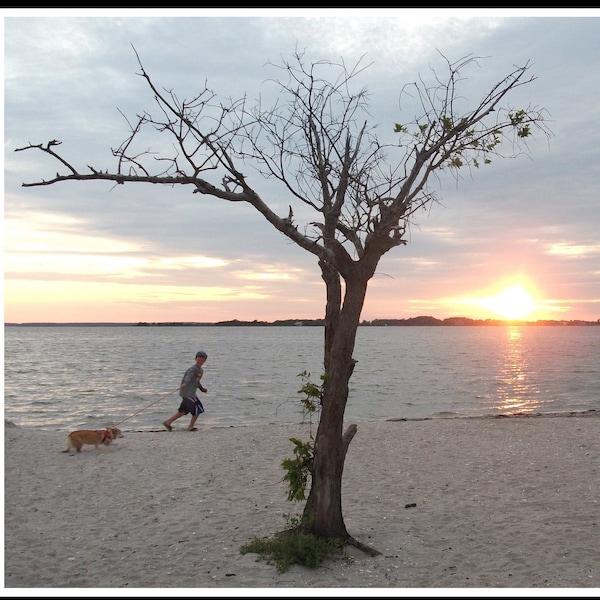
top-left (164, 411), bottom-right (185, 430)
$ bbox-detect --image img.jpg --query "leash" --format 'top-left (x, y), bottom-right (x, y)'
top-left (113, 388), bottom-right (179, 427)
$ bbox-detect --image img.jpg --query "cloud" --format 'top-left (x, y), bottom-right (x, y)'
top-left (4, 10), bottom-right (600, 322)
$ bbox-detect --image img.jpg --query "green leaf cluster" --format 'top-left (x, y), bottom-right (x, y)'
top-left (240, 527), bottom-right (343, 573)
top-left (296, 369), bottom-right (325, 414)
top-left (280, 371), bottom-right (324, 502)
top-left (282, 437), bottom-right (314, 501)
top-left (509, 109), bottom-right (532, 138)
top-left (393, 103), bottom-right (536, 173)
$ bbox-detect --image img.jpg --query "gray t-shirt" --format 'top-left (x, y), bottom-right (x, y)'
top-left (179, 364), bottom-right (204, 398)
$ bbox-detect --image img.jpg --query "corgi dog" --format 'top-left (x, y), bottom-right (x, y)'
top-left (63, 427), bottom-right (123, 453)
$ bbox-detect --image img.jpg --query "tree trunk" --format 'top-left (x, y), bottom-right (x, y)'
top-left (302, 272), bottom-right (370, 544)
top-left (319, 259), bottom-right (340, 372)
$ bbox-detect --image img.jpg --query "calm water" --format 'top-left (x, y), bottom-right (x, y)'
top-left (3, 325), bottom-right (599, 432)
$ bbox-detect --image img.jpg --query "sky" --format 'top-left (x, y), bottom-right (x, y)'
top-left (3, 8), bottom-right (600, 324)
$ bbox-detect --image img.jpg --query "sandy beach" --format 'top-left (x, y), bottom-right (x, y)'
top-left (3, 413), bottom-right (599, 595)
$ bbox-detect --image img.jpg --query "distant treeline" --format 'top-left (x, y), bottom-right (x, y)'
top-left (365, 316), bottom-right (600, 326)
top-left (135, 316), bottom-right (598, 326)
top-left (139, 316), bottom-right (600, 326)
top-left (6, 316), bottom-right (599, 327)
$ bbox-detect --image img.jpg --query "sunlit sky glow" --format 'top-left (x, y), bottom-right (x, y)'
top-left (3, 9), bottom-right (600, 323)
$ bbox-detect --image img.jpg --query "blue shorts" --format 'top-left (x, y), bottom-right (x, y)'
top-left (179, 397), bottom-right (205, 416)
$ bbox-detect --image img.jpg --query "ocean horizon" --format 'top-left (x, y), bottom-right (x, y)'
top-left (5, 315), bottom-right (599, 327)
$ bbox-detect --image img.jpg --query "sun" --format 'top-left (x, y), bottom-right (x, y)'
top-left (486, 284), bottom-right (536, 320)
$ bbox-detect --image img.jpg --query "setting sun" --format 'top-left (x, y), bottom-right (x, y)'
top-left (485, 285), bottom-right (537, 320)
top-left (447, 281), bottom-right (542, 321)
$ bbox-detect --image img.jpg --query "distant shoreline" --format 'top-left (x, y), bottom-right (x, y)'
top-left (5, 316), bottom-right (599, 327)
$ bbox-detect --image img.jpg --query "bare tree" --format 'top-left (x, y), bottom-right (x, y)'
top-left (17, 50), bottom-right (551, 554)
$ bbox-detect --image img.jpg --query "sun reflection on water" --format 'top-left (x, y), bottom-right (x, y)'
top-left (493, 326), bottom-right (542, 414)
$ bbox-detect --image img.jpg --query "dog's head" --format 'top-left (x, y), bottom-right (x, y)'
top-left (107, 427), bottom-right (123, 440)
